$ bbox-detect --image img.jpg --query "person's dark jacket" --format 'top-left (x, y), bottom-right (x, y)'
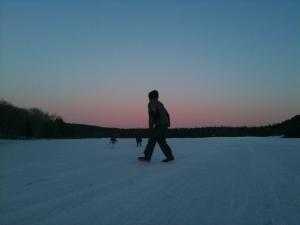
top-left (148, 100), bottom-right (170, 128)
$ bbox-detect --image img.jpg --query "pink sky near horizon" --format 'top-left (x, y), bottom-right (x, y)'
top-left (44, 96), bottom-right (296, 128)
top-left (2, 84), bottom-right (298, 128)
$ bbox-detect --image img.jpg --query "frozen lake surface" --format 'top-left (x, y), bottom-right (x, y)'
top-left (0, 137), bottom-right (300, 225)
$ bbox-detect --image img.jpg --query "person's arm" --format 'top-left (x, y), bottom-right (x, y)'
top-left (149, 115), bottom-right (154, 129)
top-left (148, 103), bottom-right (154, 128)
top-left (148, 102), bottom-right (157, 129)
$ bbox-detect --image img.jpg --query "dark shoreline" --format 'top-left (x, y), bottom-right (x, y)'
top-left (1, 100), bottom-right (299, 139)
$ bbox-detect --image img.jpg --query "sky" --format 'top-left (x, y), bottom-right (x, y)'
top-left (0, 0), bottom-right (299, 128)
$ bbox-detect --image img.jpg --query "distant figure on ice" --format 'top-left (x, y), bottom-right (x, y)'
top-left (138, 90), bottom-right (175, 162)
top-left (136, 136), bottom-right (142, 147)
top-left (110, 136), bottom-right (118, 145)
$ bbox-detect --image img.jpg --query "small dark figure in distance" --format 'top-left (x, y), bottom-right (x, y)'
top-left (138, 90), bottom-right (175, 163)
top-left (136, 136), bottom-right (142, 147)
top-left (110, 136), bottom-right (118, 144)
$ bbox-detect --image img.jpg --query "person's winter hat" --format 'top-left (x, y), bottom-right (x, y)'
top-left (148, 90), bottom-right (159, 100)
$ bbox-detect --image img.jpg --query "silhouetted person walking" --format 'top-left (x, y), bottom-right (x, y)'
top-left (136, 136), bottom-right (142, 147)
top-left (138, 90), bottom-right (174, 162)
top-left (110, 136), bottom-right (118, 144)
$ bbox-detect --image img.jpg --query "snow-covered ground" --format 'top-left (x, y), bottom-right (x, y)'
top-left (0, 137), bottom-right (300, 225)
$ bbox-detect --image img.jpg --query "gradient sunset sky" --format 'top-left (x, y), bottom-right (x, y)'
top-left (1, 0), bottom-right (299, 128)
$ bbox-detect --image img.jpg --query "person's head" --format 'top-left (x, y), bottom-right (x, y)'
top-left (148, 90), bottom-right (159, 101)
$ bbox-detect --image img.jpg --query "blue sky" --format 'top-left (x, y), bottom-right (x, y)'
top-left (1, 0), bottom-right (299, 127)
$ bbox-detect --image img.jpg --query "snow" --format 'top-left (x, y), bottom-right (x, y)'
top-left (0, 137), bottom-right (300, 225)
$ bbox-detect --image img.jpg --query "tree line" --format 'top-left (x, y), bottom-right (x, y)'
top-left (0, 100), bottom-right (299, 139)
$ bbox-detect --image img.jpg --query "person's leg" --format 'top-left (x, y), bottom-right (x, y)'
top-left (158, 138), bottom-right (174, 159)
top-left (143, 128), bottom-right (160, 160)
top-left (157, 127), bottom-right (174, 159)
top-left (143, 136), bottom-right (157, 160)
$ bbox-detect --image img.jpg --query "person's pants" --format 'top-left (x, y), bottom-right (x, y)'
top-left (144, 127), bottom-right (174, 160)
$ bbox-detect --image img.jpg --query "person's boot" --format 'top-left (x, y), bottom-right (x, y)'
top-left (161, 157), bottom-right (174, 162)
top-left (138, 156), bottom-right (150, 162)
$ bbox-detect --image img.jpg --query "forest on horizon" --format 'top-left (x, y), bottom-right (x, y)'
top-left (0, 100), bottom-right (299, 139)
